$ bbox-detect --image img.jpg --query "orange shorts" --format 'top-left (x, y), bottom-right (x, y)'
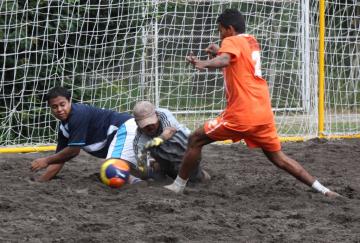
top-left (204, 117), bottom-right (281, 152)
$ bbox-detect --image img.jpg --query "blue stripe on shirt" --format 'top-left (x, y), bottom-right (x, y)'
top-left (111, 123), bottom-right (127, 158)
top-left (68, 142), bottom-right (86, 146)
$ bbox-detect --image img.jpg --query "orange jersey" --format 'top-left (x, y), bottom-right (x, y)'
top-left (218, 34), bottom-right (274, 128)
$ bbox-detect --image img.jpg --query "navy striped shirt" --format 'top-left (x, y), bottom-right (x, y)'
top-left (56, 103), bottom-right (132, 158)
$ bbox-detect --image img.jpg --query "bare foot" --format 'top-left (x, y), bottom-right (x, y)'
top-left (325, 191), bottom-right (342, 198)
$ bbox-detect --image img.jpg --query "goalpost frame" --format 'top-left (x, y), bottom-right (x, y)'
top-left (318, 0), bottom-right (326, 138)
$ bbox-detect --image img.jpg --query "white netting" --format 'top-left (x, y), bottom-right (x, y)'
top-left (324, 0), bottom-right (360, 136)
top-left (0, 0), bottom-right (359, 146)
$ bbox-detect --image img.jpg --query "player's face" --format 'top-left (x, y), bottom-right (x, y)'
top-left (218, 24), bottom-right (233, 40)
top-left (141, 122), bottom-right (160, 137)
top-left (48, 96), bottom-right (71, 121)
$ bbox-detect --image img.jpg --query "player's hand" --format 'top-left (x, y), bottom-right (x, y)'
top-left (145, 137), bottom-right (164, 149)
top-left (186, 52), bottom-right (197, 65)
top-left (205, 43), bottom-right (219, 58)
top-left (186, 53), bottom-right (206, 71)
top-left (31, 158), bottom-right (49, 172)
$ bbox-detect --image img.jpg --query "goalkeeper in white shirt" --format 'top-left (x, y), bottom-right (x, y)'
top-left (132, 101), bottom-right (210, 182)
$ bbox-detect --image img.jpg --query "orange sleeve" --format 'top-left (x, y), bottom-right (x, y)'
top-left (218, 37), bottom-right (241, 62)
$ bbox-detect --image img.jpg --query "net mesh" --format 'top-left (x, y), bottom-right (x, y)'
top-left (0, 0), bottom-right (359, 146)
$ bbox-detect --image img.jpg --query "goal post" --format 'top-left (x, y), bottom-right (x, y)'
top-left (0, 0), bottom-right (359, 150)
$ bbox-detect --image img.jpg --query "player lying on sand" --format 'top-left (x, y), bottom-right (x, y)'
top-left (132, 101), bottom-right (210, 182)
top-left (165, 9), bottom-right (340, 197)
top-left (30, 87), bottom-right (143, 185)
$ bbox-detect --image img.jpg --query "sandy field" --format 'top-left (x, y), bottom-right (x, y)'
top-left (0, 138), bottom-right (359, 242)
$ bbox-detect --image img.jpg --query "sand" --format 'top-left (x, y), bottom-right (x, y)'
top-left (1, 138), bottom-right (359, 242)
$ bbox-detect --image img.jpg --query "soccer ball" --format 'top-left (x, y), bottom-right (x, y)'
top-left (100, 159), bottom-right (130, 188)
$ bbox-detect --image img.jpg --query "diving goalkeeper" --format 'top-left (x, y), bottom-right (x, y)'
top-left (132, 101), bottom-right (210, 182)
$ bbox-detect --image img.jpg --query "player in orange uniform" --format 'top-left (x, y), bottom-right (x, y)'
top-left (165, 9), bottom-right (339, 197)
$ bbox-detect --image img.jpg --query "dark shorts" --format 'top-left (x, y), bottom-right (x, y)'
top-left (149, 130), bottom-right (202, 182)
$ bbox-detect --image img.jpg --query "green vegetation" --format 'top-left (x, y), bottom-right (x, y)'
top-left (0, 0), bottom-right (358, 145)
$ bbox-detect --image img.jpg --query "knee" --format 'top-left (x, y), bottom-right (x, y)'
top-left (188, 132), bottom-right (204, 148)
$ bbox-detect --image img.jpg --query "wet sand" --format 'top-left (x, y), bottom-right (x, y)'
top-left (1, 139), bottom-right (359, 242)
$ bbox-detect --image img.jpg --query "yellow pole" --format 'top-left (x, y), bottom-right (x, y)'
top-left (0, 146), bottom-right (56, 153)
top-left (318, 0), bottom-right (326, 138)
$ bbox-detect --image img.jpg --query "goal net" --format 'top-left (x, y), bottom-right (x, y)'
top-left (0, 0), bottom-right (359, 147)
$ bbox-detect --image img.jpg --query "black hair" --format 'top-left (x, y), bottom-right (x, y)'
top-left (217, 9), bottom-right (246, 34)
top-left (45, 86), bottom-right (71, 102)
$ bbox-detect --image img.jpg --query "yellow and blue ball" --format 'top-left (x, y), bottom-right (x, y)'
top-left (100, 159), bottom-right (130, 188)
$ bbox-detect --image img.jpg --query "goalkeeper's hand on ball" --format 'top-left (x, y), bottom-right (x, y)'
top-left (145, 137), bottom-right (164, 149)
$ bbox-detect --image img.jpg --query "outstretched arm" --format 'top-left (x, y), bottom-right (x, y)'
top-left (205, 43), bottom-right (220, 58)
top-left (31, 146), bottom-right (80, 172)
top-left (186, 52), bottom-right (231, 70)
top-left (36, 163), bottom-right (65, 182)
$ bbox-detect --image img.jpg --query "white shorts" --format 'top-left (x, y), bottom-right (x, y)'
top-left (107, 118), bottom-right (137, 167)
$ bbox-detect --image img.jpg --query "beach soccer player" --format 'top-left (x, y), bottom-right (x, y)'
top-left (132, 101), bottom-right (210, 182)
top-left (30, 86), bottom-right (143, 185)
top-left (164, 9), bottom-right (340, 197)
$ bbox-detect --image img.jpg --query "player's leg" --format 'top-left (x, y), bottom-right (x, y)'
top-left (151, 153), bottom-right (209, 182)
top-left (262, 150), bottom-right (315, 186)
top-left (147, 129), bottom-right (188, 179)
top-left (178, 127), bottom-right (213, 180)
top-left (165, 116), bottom-right (242, 193)
top-left (262, 149), bottom-right (340, 197)
top-left (245, 123), bottom-right (339, 197)
top-left (249, 123), bottom-right (339, 197)
top-left (164, 127), bottom-right (214, 193)
top-left (147, 129), bottom-right (208, 182)
top-left (242, 123), bottom-right (310, 183)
